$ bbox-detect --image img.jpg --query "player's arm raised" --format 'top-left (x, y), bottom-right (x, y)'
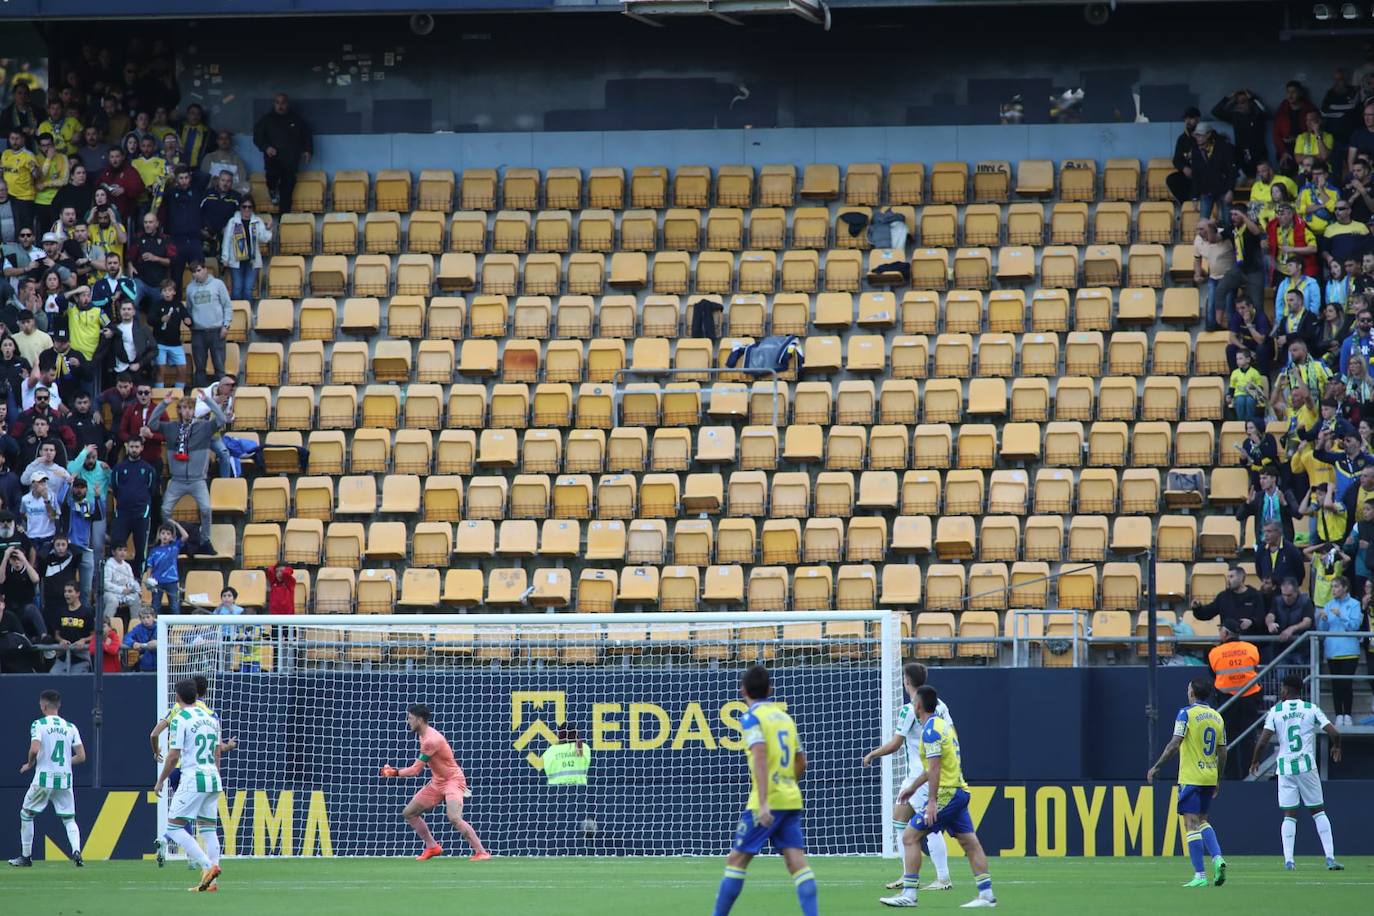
top-left (1146, 735), bottom-right (1183, 783)
top-left (1249, 727), bottom-right (1275, 775)
top-left (750, 739), bottom-right (773, 827)
top-left (19, 738), bottom-right (39, 774)
top-left (862, 735), bottom-right (904, 767)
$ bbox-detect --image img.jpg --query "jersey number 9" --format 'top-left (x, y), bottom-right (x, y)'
top-left (1201, 726), bottom-right (1217, 757)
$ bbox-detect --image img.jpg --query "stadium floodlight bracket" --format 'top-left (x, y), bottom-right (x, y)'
top-left (622, 0), bottom-right (826, 27)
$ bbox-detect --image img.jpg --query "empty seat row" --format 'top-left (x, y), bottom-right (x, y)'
top-left (259, 159), bottom-right (1173, 216)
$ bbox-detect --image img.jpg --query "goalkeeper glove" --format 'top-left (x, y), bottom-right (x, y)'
top-left (379, 765), bottom-right (399, 778)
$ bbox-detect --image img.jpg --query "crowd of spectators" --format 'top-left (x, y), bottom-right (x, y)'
top-left (0, 44), bottom-right (284, 672)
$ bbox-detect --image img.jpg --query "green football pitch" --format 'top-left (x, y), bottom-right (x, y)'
top-left (6, 855), bottom-right (1370, 915)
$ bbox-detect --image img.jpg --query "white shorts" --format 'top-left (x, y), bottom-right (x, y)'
top-left (1277, 770), bottom-right (1324, 809)
top-left (21, 783), bottom-right (75, 819)
top-left (897, 777), bottom-right (929, 811)
top-left (168, 780), bottom-right (220, 825)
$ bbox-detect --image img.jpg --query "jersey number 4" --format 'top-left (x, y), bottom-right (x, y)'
top-left (49, 740), bottom-right (64, 766)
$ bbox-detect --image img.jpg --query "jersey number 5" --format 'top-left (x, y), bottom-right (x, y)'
top-left (777, 730), bottom-right (791, 768)
top-left (1201, 726), bottom-right (1217, 757)
top-left (1286, 724), bottom-right (1303, 753)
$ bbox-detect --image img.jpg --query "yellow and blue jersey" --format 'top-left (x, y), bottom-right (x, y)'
top-left (917, 715), bottom-right (968, 804)
top-left (164, 699), bottom-right (214, 727)
top-left (1173, 704), bottom-right (1226, 787)
top-left (739, 700), bottom-right (803, 811)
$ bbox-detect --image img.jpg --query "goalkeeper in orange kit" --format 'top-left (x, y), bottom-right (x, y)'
top-left (381, 703), bottom-right (490, 861)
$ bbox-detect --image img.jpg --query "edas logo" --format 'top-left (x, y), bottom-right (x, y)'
top-left (512, 691), bottom-right (566, 769)
top-left (511, 691), bottom-right (755, 770)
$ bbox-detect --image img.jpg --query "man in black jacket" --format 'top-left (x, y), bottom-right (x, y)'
top-left (1211, 89), bottom-right (1269, 178)
top-left (1189, 123), bottom-right (1239, 221)
top-left (1254, 521), bottom-right (1307, 591)
top-left (1191, 565), bottom-right (1266, 632)
top-left (253, 93), bottom-right (312, 210)
top-left (1165, 106), bottom-right (1202, 204)
top-left (108, 436), bottom-right (157, 573)
top-left (1265, 577), bottom-right (1315, 662)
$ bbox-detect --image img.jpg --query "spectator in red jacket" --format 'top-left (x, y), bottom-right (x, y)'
top-left (94, 147), bottom-right (145, 222)
top-left (117, 382), bottom-right (163, 464)
top-left (266, 564), bottom-right (296, 614)
top-left (1274, 81), bottom-right (1319, 174)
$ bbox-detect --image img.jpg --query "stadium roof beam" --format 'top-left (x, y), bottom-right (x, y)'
top-left (622, 0), bottom-right (827, 27)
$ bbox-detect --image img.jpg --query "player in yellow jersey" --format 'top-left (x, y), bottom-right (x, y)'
top-left (882, 686), bottom-right (996, 909)
top-left (1148, 675), bottom-right (1229, 888)
top-left (712, 665), bottom-right (817, 916)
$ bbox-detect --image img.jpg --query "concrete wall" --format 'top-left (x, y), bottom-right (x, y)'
top-left (233, 122), bottom-right (1185, 175)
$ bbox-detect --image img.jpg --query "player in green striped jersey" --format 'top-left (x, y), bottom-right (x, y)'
top-left (154, 678), bottom-right (224, 892)
top-left (1249, 674), bottom-right (1344, 871)
top-left (9, 690), bottom-right (85, 867)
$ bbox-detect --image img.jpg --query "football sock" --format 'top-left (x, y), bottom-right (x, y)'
top-left (20, 814), bottom-right (34, 857)
top-left (1313, 811), bottom-right (1336, 859)
top-left (901, 872), bottom-right (919, 901)
top-left (792, 867), bottom-right (818, 916)
top-left (1200, 823), bottom-right (1223, 858)
top-left (713, 866), bottom-right (746, 915)
top-left (1281, 816), bottom-right (1297, 862)
top-left (457, 819), bottom-right (487, 855)
top-left (929, 830), bottom-right (951, 882)
top-left (1186, 831), bottom-right (1206, 876)
top-left (165, 826), bottom-right (209, 868)
top-left (63, 818), bottom-right (81, 855)
top-left (199, 829), bottom-right (221, 867)
top-left (975, 872), bottom-right (994, 901)
top-left (892, 820), bottom-right (908, 861)
top-left (406, 814), bottom-right (437, 849)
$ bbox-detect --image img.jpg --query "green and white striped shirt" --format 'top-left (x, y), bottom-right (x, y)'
top-left (171, 705), bottom-right (223, 790)
top-left (1263, 700), bottom-right (1331, 776)
top-left (30, 715), bottom-right (81, 790)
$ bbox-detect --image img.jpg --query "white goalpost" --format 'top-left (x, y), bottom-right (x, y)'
top-left (155, 611), bottom-right (904, 858)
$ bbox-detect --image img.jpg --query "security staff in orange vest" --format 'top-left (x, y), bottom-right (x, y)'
top-left (1209, 625), bottom-right (1262, 778)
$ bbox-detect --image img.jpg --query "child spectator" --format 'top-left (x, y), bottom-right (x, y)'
top-left (214, 584), bottom-right (262, 672)
top-left (143, 518), bottom-right (186, 615)
top-left (101, 618), bottom-right (122, 672)
top-left (266, 564), bottom-right (296, 615)
top-left (152, 278), bottom-right (189, 386)
top-left (121, 606), bottom-right (158, 672)
top-left (1227, 349), bottom-right (1265, 421)
top-left (102, 542), bottom-right (141, 621)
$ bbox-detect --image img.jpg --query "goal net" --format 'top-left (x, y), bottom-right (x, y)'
top-left (155, 611), bottom-right (904, 858)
